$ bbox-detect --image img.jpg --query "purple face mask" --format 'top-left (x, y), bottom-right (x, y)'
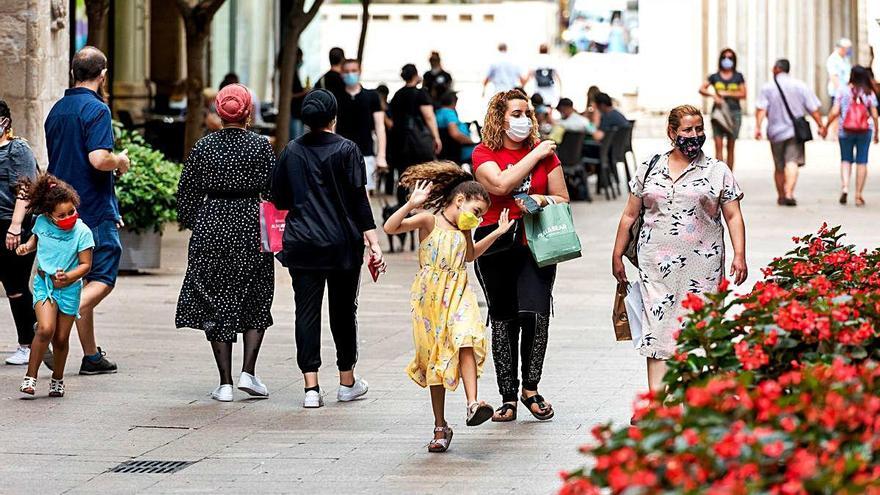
top-left (675, 134), bottom-right (706, 160)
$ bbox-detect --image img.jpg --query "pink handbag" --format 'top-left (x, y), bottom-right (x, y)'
top-left (259, 201), bottom-right (288, 253)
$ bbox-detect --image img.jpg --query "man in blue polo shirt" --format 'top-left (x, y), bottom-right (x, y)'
top-left (44, 46), bottom-right (130, 375)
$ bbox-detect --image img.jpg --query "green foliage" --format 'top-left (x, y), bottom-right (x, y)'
top-left (113, 123), bottom-right (181, 234)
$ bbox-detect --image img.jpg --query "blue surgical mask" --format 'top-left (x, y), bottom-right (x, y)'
top-left (342, 72), bottom-right (360, 86)
top-left (720, 58), bottom-right (734, 70)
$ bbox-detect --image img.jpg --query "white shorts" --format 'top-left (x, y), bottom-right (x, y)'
top-left (364, 155), bottom-right (376, 191)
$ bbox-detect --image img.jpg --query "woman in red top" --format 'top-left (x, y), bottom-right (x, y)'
top-left (471, 89), bottom-right (569, 421)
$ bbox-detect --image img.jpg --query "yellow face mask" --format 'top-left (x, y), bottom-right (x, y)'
top-left (457, 211), bottom-right (480, 231)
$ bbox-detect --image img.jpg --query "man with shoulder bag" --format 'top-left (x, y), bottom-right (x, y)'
top-left (754, 59), bottom-right (826, 207)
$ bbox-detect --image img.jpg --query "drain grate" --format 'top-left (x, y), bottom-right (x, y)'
top-left (109, 460), bottom-right (194, 474)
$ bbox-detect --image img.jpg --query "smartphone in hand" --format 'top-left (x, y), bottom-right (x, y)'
top-left (514, 193), bottom-right (543, 214)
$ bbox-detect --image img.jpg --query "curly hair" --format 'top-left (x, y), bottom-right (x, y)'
top-left (399, 161), bottom-right (490, 212)
top-left (481, 88), bottom-right (539, 151)
top-left (16, 173), bottom-right (80, 217)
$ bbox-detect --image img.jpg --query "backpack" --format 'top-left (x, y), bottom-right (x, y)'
top-left (535, 68), bottom-right (555, 88)
top-left (843, 89), bottom-right (870, 134)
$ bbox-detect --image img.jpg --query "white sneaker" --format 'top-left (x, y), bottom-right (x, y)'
top-left (337, 377), bottom-right (369, 402)
top-left (238, 372), bottom-right (268, 398)
top-left (210, 384), bottom-right (234, 402)
top-left (303, 389), bottom-right (324, 408)
top-left (5, 346), bottom-right (30, 365)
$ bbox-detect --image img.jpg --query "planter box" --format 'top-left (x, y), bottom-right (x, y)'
top-left (119, 228), bottom-right (162, 271)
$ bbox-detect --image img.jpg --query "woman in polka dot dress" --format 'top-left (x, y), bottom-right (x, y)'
top-left (175, 84), bottom-right (275, 402)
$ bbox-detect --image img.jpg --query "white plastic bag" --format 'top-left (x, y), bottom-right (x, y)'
top-left (625, 281), bottom-right (645, 349)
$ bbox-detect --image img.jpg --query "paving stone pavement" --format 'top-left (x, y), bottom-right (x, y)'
top-left (2, 139), bottom-right (880, 494)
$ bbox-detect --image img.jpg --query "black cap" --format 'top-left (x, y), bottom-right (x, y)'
top-left (302, 89), bottom-right (338, 129)
top-left (556, 97), bottom-right (574, 110)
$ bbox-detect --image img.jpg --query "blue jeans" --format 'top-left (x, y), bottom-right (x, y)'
top-left (839, 131), bottom-right (873, 164)
top-left (86, 220), bottom-right (122, 287)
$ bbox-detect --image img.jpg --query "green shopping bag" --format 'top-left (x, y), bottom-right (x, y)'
top-left (523, 203), bottom-right (582, 267)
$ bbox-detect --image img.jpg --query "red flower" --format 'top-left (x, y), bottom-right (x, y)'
top-left (686, 386), bottom-right (713, 408)
top-left (762, 440), bottom-right (785, 457)
top-left (719, 277), bottom-right (730, 292)
top-left (788, 449), bottom-right (818, 479)
top-left (682, 428), bottom-right (699, 446)
top-left (682, 293), bottom-right (705, 312)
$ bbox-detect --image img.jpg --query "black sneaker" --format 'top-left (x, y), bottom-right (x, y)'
top-left (79, 347), bottom-right (118, 375)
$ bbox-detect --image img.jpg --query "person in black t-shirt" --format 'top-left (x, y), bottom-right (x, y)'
top-left (388, 64), bottom-right (442, 203)
top-left (336, 59), bottom-right (387, 193)
top-left (422, 51), bottom-right (453, 107)
top-left (271, 89), bottom-right (385, 409)
top-left (317, 47), bottom-right (346, 108)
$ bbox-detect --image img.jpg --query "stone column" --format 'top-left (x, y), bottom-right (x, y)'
top-left (0, 0), bottom-right (70, 167)
top-left (112, 0), bottom-right (150, 119)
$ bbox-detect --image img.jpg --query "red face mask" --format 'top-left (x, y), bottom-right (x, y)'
top-left (54, 212), bottom-right (78, 231)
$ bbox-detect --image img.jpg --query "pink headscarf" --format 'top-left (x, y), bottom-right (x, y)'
top-left (215, 83), bottom-right (252, 123)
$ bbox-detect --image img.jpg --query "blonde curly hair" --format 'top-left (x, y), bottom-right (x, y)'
top-left (399, 161), bottom-right (490, 212)
top-left (481, 89), bottom-right (539, 151)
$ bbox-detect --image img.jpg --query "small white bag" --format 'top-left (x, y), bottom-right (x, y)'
top-left (624, 281), bottom-right (645, 349)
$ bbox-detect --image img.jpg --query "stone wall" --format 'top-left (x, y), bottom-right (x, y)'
top-left (0, 0), bottom-right (69, 167)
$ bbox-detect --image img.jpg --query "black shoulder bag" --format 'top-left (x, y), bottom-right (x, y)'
top-left (773, 77), bottom-right (813, 143)
top-left (624, 154), bottom-right (660, 267)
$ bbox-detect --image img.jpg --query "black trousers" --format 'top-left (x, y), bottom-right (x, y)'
top-left (0, 219), bottom-right (36, 346)
top-left (290, 267), bottom-right (361, 374)
top-left (475, 244), bottom-right (556, 402)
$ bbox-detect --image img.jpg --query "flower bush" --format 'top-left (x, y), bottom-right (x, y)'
top-left (560, 360), bottom-right (880, 494)
top-left (561, 225), bottom-right (880, 494)
top-left (667, 224), bottom-right (880, 397)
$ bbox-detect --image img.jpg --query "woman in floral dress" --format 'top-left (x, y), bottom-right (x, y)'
top-left (612, 105), bottom-right (748, 392)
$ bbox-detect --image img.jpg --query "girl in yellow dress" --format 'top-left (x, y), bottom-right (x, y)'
top-left (384, 162), bottom-right (513, 453)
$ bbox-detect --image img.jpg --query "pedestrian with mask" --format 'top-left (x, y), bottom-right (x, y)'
top-left (271, 89), bottom-right (385, 409)
top-left (44, 46), bottom-right (129, 375)
top-left (0, 99), bottom-right (38, 366)
top-left (336, 59), bottom-right (387, 194)
top-left (612, 105), bottom-right (747, 394)
top-left (471, 89), bottom-right (568, 422)
top-left (755, 59), bottom-right (825, 206)
top-left (699, 48), bottom-right (746, 169)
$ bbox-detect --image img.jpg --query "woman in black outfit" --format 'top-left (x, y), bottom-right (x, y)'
top-left (0, 99), bottom-right (38, 366)
top-left (271, 89), bottom-right (385, 409)
top-left (176, 84), bottom-right (275, 402)
top-left (388, 64), bottom-right (442, 204)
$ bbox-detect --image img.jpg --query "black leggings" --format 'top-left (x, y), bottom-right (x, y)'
top-left (1, 220), bottom-right (36, 346)
top-left (475, 244), bottom-right (556, 402)
top-left (290, 268), bottom-right (361, 373)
